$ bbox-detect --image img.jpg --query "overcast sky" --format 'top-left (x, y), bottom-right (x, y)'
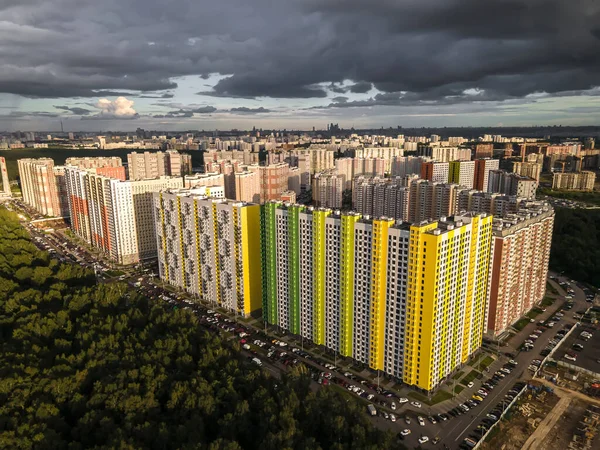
top-left (1, 0), bottom-right (599, 132)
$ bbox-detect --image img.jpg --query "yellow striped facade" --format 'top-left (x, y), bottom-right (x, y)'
top-left (154, 190), bottom-right (262, 317)
top-left (369, 218), bottom-right (394, 371)
top-left (403, 214), bottom-right (492, 391)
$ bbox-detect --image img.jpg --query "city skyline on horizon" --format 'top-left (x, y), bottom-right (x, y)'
top-left (1, 0), bottom-right (600, 131)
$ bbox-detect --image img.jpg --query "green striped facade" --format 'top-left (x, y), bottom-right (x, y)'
top-left (288, 204), bottom-right (303, 334)
top-left (261, 202), bottom-right (278, 325)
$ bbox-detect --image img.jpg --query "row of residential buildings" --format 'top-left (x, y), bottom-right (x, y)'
top-left (16, 151), bottom-right (192, 218)
top-left (552, 171), bottom-right (596, 191)
top-left (153, 190), bottom-right (554, 391)
top-left (313, 162), bottom-right (537, 212)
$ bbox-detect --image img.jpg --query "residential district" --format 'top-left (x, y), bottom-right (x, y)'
top-left (1, 129), bottom-right (599, 449)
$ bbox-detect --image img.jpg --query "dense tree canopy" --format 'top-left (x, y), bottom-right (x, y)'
top-left (0, 208), bottom-right (400, 449)
top-left (550, 208), bottom-right (600, 287)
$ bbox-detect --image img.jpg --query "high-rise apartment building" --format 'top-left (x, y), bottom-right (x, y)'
top-left (127, 151), bottom-right (192, 180)
top-left (95, 166), bottom-right (127, 180)
top-left (473, 159), bottom-right (500, 192)
top-left (457, 191), bottom-right (522, 217)
top-left (512, 161), bottom-right (542, 183)
top-left (353, 158), bottom-right (387, 178)
top-left (234, 171), bottom-right (261, 203)
top-left (390, 156), bottom-right (427, 177)
top-left (403, 214), bottom-right (492, 390)
top-left (154, 190), bottom-right (262, 316)
top-left (354, 147), bottom-right (403, 160)
top-left (487, 202), bottom-right (554, 336)
top-left (420, 162), bottom-right (450, 183)
top-left (417, 146), bottom-right (471, 162)
top-left (488, 171), bottom-right (537, 199)
top-left (18, 158), bottom-right (69, 217)
top-left (408, 179), bottom-right (466, 222)
top-left (65, 156), bottom-right (122, 170)
top-left (64, 166), bottom-right (183, 264)
top-left (449, 160), bottom-right (476, 188)
top-left (184, 173), bottom-right (225, 189)
top-left (552, 171), bottom-right (595, 191)
top-left (334, 158), bottom-right (354, 190)
top-left (0, 157), bottom-right (11, 198)
top-left (261, 203), bottom-right (493, 391)
top-left (353, 176), bottom-right (411, 221)
top-left (312, 173), bottom-right (344, 208)
top-left (249, 163), bottom-right (290, 203)
top-left (473, 143), bottom-right (494, 159)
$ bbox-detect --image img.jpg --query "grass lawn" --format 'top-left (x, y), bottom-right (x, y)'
top-left (408, 390), bottom-right (453, 406)
top-left (513, 317), bottom-right (531, 331)
top-left (468, 354), bottom-right (484, 367)
top-left (460, 370), bottom-right (481, 386)
top-left (105, 270), bottom-right (125, 278)
top-left (541, 296), bottom-right (555, 307)
top-left (454, 385), bottom-right (464, 394)
top-left (546, 282), bottom-right (559, 296)
top-left (526, 308), bottom-right (543, 319)
top-left (479, 356), bottom-right (495, 370)
top-left (452, 371), bottom-right (464, 380)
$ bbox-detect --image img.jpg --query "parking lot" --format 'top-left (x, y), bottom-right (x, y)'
top-left (552, 324), bottom-right (600, 374)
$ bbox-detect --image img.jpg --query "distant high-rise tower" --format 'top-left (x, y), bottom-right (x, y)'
top-left (0, 157), bottom-right (11, 198)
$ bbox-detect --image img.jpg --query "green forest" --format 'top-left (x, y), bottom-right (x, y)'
top-left (0, 208), bottom-right (400, 449)
top-left (538, 188), bottom-right (600, 207)
top-left (550, 208), bottom-right (600, 287)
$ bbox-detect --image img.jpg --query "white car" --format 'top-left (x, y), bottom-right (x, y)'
top-left (367, 394), bottom-right (375, 401)
top-left (418, 416), bottom-right (425, 426)
top-left (419, 436), bottom-right (429, 444)
top-left (401, 429), bottom-right (411, 436)
top-left (411, 401), bottom-right (422, 408)
top-left (467, 381), bottom-right (474, 388)
top-left (390, 413), bottom-right (396, 422)
top-left (398, 397), bottom-right (409, 404)
top-left (565, 354), bottom-right (577, 362)
top-left (391, 402), bottom-right (397, 410)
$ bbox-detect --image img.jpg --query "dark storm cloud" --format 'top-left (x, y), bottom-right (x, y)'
top-left (229, 107), bottom-right (272, 114)
top-left (0, 0), bottom-right (599, 107)
top-left (152, 104), bottom-right (217, 118)
top-left (348, 82), bottom-right (372, 94)
top-left (328, 83), bottom-right (347, 94)
top-left (331, 96), bottom-right (348, 103)
top-left (54, 105), bottom-right (92, 115)
top-left (0, 111), bottom-right (60, 118)
top-left (139, 93), bottom-right (175, 99)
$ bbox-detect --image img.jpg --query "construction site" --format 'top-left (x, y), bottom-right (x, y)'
top-left (479, 381), bottom-right (600, 450)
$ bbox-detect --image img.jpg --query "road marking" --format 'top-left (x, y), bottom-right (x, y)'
top-left (454, 379), bottom-right (511, 442)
